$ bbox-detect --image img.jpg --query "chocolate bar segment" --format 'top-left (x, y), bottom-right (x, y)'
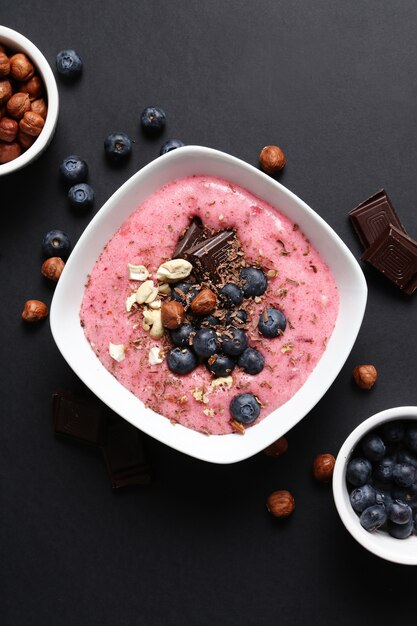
top-left (349, 189), bottom-right (406, 249)
top-left (185, 230), bottom-right (236, 283)
top-left (362, 225), bottom-right (417, 294)
top-left (173, 217), bottom-right (207, 259)
top-left (53, 390), bottom-right (107, 447)
top-left (103, 417), bottom-right (151, 488)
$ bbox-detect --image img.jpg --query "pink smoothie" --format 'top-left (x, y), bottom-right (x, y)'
top-left (80, 176), bottom-right (339, 435)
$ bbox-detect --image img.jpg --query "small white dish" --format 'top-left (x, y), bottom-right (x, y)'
top-left (0, 26), bottom-right (59, 176)
top-left (50, 146), bottom-right (367, 464)
top-left (333, 406), bottom-right (417, 565)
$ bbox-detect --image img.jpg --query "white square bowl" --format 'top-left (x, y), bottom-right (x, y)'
top-left (50, 146), bottom-right (367, 464)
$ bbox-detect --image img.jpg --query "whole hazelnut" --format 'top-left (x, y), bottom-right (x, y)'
top-left (17, 130), bottom-right (35, 150)
top-left (0, 117), bottom-right (18, 142)
top-left (0, 52), bottom-right (10, 78)
top-left (0, 79), bottom-right (13, 105)
top-left (353, 364), bottom-right (377, 390)
top-left (6, 92), bottom-right (31, 119)
top-left (31, 98), bottom-right (47, 119)
top-left (41, 257), bottom-right (65, 282)
top-left (19, 111), bottom-right (44, 136)
top-left (259, 145), bottom-right (286, 174)
top-left (312, 453), bottom-right (336, 482)
top-left (263, 436), bottom-right (288, 457)
top-left (20, 75), bottom-right (44, 101)
top-left (266, 490), bottom-right (295, 518)
top-left (22, 299), bottom-right (48, 322)
top-left (161, 300), bottom-right (186, 329)
top-left (190, 288), bottom-right (217, 315)
top-left (0, 141), bottom-right (21, 163)
top-left (10, 53), bottom-right (34, 81)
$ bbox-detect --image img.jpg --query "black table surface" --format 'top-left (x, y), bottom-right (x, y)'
top-left (2, 2), bottom-right (417, 625)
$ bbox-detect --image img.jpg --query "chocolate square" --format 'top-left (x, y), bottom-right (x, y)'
top-left (52, 390), bottom-right (107, 447)
top-left (173, 217), bottom-right (208, 259)
top-left (349, 189), bottom-right (406, 249)
top-left (185, 230), bottom-right (236, 282)
top-left (102, 418), bottom-right (151, 489)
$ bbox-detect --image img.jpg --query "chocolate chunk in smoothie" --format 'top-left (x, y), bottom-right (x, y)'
top-left (185, 230), bottom-right (236, 283)
top-left (173, 216), bottom-right (208, 258)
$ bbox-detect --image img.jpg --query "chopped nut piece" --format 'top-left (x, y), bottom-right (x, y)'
top-left (192, 387), bottom-right (209, 403)
top-left (127, 263), bottom-right (149, 281)
top-left (136, 280), bottom-right (159, 304)
top-left (109, 342), bottom-right (125, 362)
top-left (267, 269), bottom-right (278, 278)
top-left (148, 299), bottom-right (161, 309)
top-left (125, 293), bottom-right (137, 312)
top-left (211, 376), bottom-right (233, 389)
top-left (156, 258), bottom-right (193, 283)
top-left (148, 346), bottom-right (164, 365)
top-left (203, 408), bottom-right (215, 417)
top-left (230, 419), bottom-right (245, 435)
top-left (158, 283), bottom-right (171, 295)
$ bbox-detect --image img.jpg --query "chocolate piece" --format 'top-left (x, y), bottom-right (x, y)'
top-left (52, 390), bottom-right (106, 447)
top-left (362, 225), bottom-right (417, 294)
top-left (185, 230), bottom-right (236, 282)
top-left (173, 217), bottom-right (207, 259)
top-left (349, 189), bottom-right (406, 249)
top-left (103, 417), bottom-right (151, 488)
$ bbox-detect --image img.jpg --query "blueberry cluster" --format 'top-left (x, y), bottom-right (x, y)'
top-left (346, 420), bottom-right (417, 539)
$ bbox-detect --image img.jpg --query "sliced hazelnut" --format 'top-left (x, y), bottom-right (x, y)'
top-left (30, 98), bottom-right (47, 119)
top-left (266, 490), bottom-right (295, 518)
top-left (10, 53), bottom-right (34, 81)
top-left (17, 130), bottom-right (35, 150)
top-left (259, 145), bottom-right (286, 174)
top-left (0, 141), bottom-right (21, 164)
top-left (6, 92), bottom-right (31, 119)
top-left (190, 288), bottom-right (217, 315)
top-left (352, 364), bottom-right (377, 390)
top-left (312, 453), bottom-right (335, 482)
top-left (0, 52), bottom-right (10, 78)
top-left (41, 257), bottom-right (65, 282)
top-left (263, 436), bottom-right (289, 457)
top-left (22, 299), bottom-right (48, 322)
top-left (0, 117), bottom-right (18, 142)
top-left (19, 111), bottom-right (44, 136)
top-left (161, 300), bottom-right (185, 329)
top-left (20, 75), bottom-right (43, 101)
top-left (0, 79), bottom-right (13, 105)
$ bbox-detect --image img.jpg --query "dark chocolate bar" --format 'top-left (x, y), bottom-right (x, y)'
top-left (185, 230), bottom-right (236, 282)
top-left (349, 189), bottom-right (406, 249)
top-left (173, 217), bottom-right (207, 259)
top-left (52, 390), bottom-right (107, 447)
top-left (102, 417), bottom-right (151, 488)
top-left (362, 225), bottom-right (417, 294)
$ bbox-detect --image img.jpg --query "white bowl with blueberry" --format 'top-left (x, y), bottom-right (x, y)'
top-left (333, 406), bottom-right (417, 565)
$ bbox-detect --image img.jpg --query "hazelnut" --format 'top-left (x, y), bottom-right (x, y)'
top-left (353, 364), bottom-right (377, 390)
top-left (22, 299), bottom-right (48, 322)
top-left (190, 288), bottom-right (217, 315)
top-left (17, 130), bottom-right (35, 150)
top-left (161, 300), bottom-right (185, 329)
top-left (10, 53), bottom-right (34, 81)
top-left (31, 98), bottom-right (47, 119)
top-left (263, 436), bottom-right (288, 457)
top-left (0, 52), bottom-right (10, 78)
top-left (20, 75), bottom-right (43, 101)
top-left (0, 79), bottom-right (12, 105)
top-left (312, 453), bottom-right (336, 482)
top-left (266, 490), bottom-right (295, 518)
top-left (0, 117), bottom-right (18, 142)
top-left (6, 92), bottom-right (31, 119)
top-left (0, 141), bottom-right (21, 163)
top-left (41, 257), bottom-right (65, 282)
top-left (259, 145), bottom-right (286, 174)
top-left (19, 111), bottom-right (44, 136)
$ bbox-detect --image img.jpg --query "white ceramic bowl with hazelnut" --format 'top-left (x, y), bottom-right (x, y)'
top-left (50, 145), bottom-right (367, 464)
top-left (0, 26), bottom-right (59, 175)
top-left (333, 406), bottom-right (417, 565)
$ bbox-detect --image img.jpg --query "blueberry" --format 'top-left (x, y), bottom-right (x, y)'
top-left (171, 282), bottom-right (198, 306)
top-left (373, 457), bottom-right (395, 484)
top-left (198, 315), bottom-right (220, 328)
top-left (225, 309), bottom-right (248, 326)
top-left (141, 106), bottom-right (166, 135)
top-left (59, 155), bottom-right (88, 184)
top-left (360, 504), bottom-right (387, 532)
top-left (375, 489), bottom-right (393, 510)
top-left (414, 513), bottom-right (417, 534)
top-left (68, 183), bottom-right (95, 210)
top-left (170, 323), bottom-right (195, 347)
top-left (387, 518), bottom-right (414, 539)
top-left (219, 283), bottom-right (243, 308)
top-left (221, 328), bottom-right (248, 357)
top-left (230, 393), bottom-right (261, 424)
top-left (206, 354), bottom-right (235, 377)
top-left (193, 328), bottom-right (219, 358)
top-left (42, 229), bottom-right (71, 259)
top-left (56, 49), bottom-right (83, 79)
top-left (388, 500), bottom-right (412, 525)
top-left (160, 139), bottom-right (184, 155)
top-left (361, 433), bottom-right (386, 462)
top-left (239, 267), bottom-right (268, 298)
top-left (404, 424), bottom-right (417, 453)
top-left (258, 308), bottom-right (286, 338)
top-left (392, 463), bottom-right (416, 487)
top-left (397, 449), bottom-right (417, 468)
top-left (104, 132), bottom-right (132, 162)
top-left (238, 347), bottom-right (265, 375)
top-left (349, 484), bottom-right (376, 513)
top-left (346, 457), bottom-right (372, 487)
top-left (382, 421), bottom-right (405, 444)
top-left (166, 347), bottom-right (197, 375)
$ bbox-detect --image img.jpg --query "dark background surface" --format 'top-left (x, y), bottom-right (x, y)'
top-left (1, 1), bottom-right (417, 625)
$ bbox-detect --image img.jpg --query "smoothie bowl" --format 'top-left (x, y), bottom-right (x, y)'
top-left (50, 146), bottom-right (367, 463)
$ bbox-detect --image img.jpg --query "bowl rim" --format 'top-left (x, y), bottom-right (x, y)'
top-left (333, 406), bottom-right (417, 565)
top-left (50, 145), bottom-right (367, 463)
top-left (0, 25), bottom-right (59, 176)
